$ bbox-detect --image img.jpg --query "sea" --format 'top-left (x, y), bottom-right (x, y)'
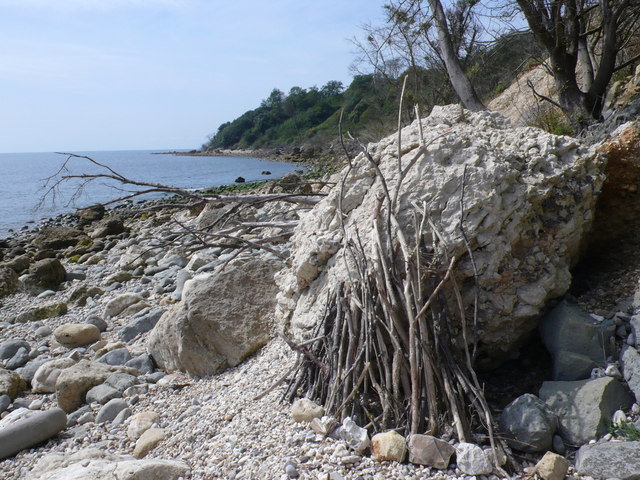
top-left (0, 150), bottom-right (303, 238)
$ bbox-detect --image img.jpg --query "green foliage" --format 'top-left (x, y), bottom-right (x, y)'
top-left (528, 105), bottom-right (575, 136)
top-left (611, 420), bottom-right (640, 440)
top-left (198, 181), bottom-right (268, 196)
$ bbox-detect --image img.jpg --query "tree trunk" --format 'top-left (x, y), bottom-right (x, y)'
top-left (427, 0), bottom-right (486, 112)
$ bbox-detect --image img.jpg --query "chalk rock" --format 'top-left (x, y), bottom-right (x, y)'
top-left (455, 442), bottom-right (493, 475)
top-left (0, 407), bottom-right (67, 460)
top-left (26, 447), bottom-right (189, 480)
top-left (276, 105), bottom-right (604, 364)
top-left (54, 324), bottom-right (101, 347)
top-left (147, 257), bottom-right (283, 376)
top-left (371, 430), bottom-right (406, 462)
top-left (535, 451), bottom-right (570, 480)
top-left (291, 398), bottom-right (324, 423)
top-left (407, 434), bottom-right (455, 468)
top-left (334, 416), bottom-right (370, 454)
top-left (127, 411), bottom-right (160, 440)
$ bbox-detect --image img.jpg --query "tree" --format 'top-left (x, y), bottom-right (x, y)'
top-left (515, 0), bottom-right (640, 127)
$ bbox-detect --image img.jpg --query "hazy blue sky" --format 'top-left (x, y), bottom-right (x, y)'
top-left (0, 0), bottom-right (384, 153)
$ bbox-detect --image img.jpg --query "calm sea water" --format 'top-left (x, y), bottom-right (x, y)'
top-left (0, 150), bottom-right (302, 238)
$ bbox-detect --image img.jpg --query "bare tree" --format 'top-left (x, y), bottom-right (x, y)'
top-left (515, 0), bottom-right (640, 127)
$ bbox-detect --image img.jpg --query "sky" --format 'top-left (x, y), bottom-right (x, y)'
top-left (0, 0), bottom-right (385, 153)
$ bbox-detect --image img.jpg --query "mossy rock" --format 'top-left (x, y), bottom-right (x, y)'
top-left (15, 302), bottom-right (68, 323)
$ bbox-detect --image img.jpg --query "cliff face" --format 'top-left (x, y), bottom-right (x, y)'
top-left (276, 105), bottom-right (605, 363)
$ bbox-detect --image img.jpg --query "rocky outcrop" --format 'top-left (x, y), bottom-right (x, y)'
top-left (276, 105), bottom-right (604, 362)
top-left (147, 257), bottom-right (283, 376)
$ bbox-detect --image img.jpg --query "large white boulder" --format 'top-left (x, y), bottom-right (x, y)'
top-left (147, 256), bottom-right (283, 376)
top-left (276, 105), bottom-right (604, 363)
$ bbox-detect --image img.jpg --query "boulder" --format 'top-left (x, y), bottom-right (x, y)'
top-left (26, 447), bottom-right (190, 480)
top-left (535, 451), bottom-right (570, 480)
top-left (539, 301), bottom-right (615, 380)
top-left (575, 441), bottom-right (640, 480)
top-left (371, 431), bottom-right (407, 463)
top-left (0, 266), bottom-right (19, 297)
top-left (407, 434), bottom-right (455, 468)
top-left (32, 226), bottom-right (87, 250)
top-left (23, 258), bottom-right (66, 292)
top-left (147, 257), bottom-right (283, 376)
top-left (499, 393), bottom-right (557, 452)
top-left (76, 205), bottom-right (105, 224)
top-left (54, 324), bottom-right (101, 347)
top-left (0, 407), bottom-right (67, 460)
top-left (55, 360), bottom-right (135, 412)
top-left (539, 377), bottom-right (633, 445)
top-left (3, 254), bottom-right (31, 274)
top-left (455, 442), bottom-right (493, 475)
top-left (291, 398), bottom-right (324, 423)
top-left (0, 368), bottom-right (26, 399)
top-left (275, 105), bottom-right (604, 364)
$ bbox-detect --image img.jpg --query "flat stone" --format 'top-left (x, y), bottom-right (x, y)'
top-left (407, 434), bottom-right (455, 468)
top-left (127, 411), bottom-right (160, 440)
top-left (575, 441), bottom-right (640, 480)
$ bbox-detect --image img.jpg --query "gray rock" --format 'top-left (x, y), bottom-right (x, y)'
top-left (539, 376), bottom-right (633, 445)
top-left (96, 348), bottom-right (131, 366)
top-left (103, 293), bottom-right (145, 319)
top-left (334, 417), bottom-right (370, 454)
top-left (35, 326), bottom-right (53, 337)
top-left (95, 398), bottom-right (128, 424)
top-left (5, 347), bottom-right (30, 370)
top-left (407, 434), bottom-right (455, 468)
top-left (0, 339), bottom-right (30, 361)
top-left (0, 395), bottom-right (10, 414)
top-left (170, 269), bottom-right (192, 301)
top-left (66, 405), bottom-right (91, 427)
top-left (499, 393), bottom-right (557, 452)
top-left (124, 354), bottom-right (155, 375)
top-left (104, 373), bottom-right (138, 392)
top-left (17, 359), bottom-right (51, 384)
top-left (0, 407), bottom-right (67, 460)
top-left (621, 345), bottom-right (640, 402)
top-left (119, 308), bottom-right (166, 342)
top-left (84, 315), bottom-right (108, 332)
top-left (455, 442), bottom-right (493, 475)
top-left (575, 441), bottom-right (640, 480)
top-left (112, 407), bottom-right (132, 426)
top-left (23, 258), bottom-right (66, 293)
top-left (85, 384), bottom-right (120, 404)
top-left (539, 301), bottom-right (615, 380)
